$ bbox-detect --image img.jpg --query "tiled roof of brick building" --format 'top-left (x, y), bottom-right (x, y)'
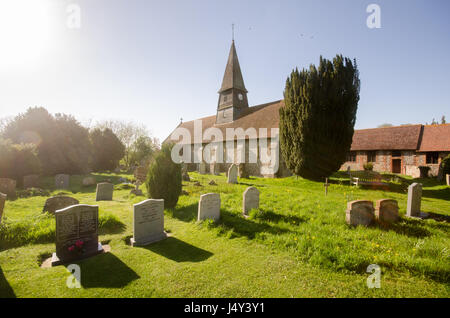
top-left (417, 124), bottom-right (450, 152)
top-left (350, 125), bottom-right (423, 151)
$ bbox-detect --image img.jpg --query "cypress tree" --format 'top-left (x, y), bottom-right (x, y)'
top-left (279, 55), bottom-right (360, 181)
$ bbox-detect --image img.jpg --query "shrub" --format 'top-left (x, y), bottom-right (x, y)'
top-left (441, 154), bottom-right (450, 176)
top-left (363, 162), bottom-right (373, 171)
top-left (145, 143), bottom-right (182, 209)
top-left (418, 166), bottom-right (431, 178)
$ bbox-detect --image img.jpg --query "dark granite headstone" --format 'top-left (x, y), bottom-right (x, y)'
top-left (51, 204), bottom-right (104, 266)
top-left (55, 174), bottom-right (70, 189)
top-left (43, 196), bottom-right (80, 214)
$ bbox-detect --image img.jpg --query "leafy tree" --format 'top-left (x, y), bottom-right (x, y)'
top-left (441, 116), bottom-right (446, 124)
top-left (279, 55), bottom-right (360, 181)
top-left (431, 118), bottom-right (438, 125)
top-left (145, 143), bottom-right (181, 208)
top-left (0, 138), bottom-right (41, 184)
top-left (93, 120), bottom-right (158, 168)
top-left (441, 154), bottom-right (450, 176)
top-left (2, 107), bottom-right (92, 175)
top-left (377, 123), bottom-right (393, 128)
top-left (90, 128), bottom-right (125, 171)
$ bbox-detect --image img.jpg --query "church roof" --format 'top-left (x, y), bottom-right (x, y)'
top-left (218, 41), bottom-right (247, 93)
top-left (417, 124), bottom-right (450, 152)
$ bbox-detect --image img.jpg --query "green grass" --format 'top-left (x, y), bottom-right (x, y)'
top-left (0, 172), bottom-right (449, 298)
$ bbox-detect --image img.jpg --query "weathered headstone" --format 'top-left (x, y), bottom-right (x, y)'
top-left (243, 187), bottom-right (259, 216)
top-left (0, 192), bottom-right (6, 224)
top-left (130, 181), bottom-right (143, 196)
top-left (134, 166), bottom-right (148, 183)
top-left (51, 204), bottom-right (104, 266)
top-left (55, 174), bottom-right (70, 189)
top-left (346, 200), bottom-right (374, 226)
top-left (23, 174), bottom-right (40, 189)
top-left (82, 176), bottom-right (96, 187)
top-left (406, 183), bottom-right (425, 218)
top-left (446, 174), bottom-right (450, 186)
top-left (375, 199), bottom-right (399, 223)
top-left (227, 164), bottom-right (238, 184)
top-left (43, 196), bottom-right (80, 214)
top-left (96, 182), bottom-right (114, 201)
top-left (182, 171), bottom-right (190, 182)
top-left (198, 193), bottom-right (221, 222)
top-left (0, 178), bottom-right (16, 198)
top-left (131, 199), bottom-right (167, 246)
top-left (199, 162), bottom-right (207, 174)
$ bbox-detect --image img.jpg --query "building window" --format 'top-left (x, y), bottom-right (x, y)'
top-left (367, 151), bottom-right (376, 162)
top-left (392, 151), bottom-right (401, 157)
top-left (426, 152), bottom-right (439, 164)
top-left (347, 152), bottom-right (356, 162)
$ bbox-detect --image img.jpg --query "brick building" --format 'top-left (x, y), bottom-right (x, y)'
top-left (341, 124), bottom-right (450, 177)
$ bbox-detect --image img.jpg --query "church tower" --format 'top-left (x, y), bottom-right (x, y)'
top-left (216, 40), bottom-right (249, 124)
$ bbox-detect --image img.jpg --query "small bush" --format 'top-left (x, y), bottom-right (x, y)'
top-left (418, 166), bottom-right (431, 178)
top-left (363, 162), bottom-right (373, 171)
top-left (145, 143), bottom-right (182, 209)
top-left (441, 154), bottom-right (450, 176)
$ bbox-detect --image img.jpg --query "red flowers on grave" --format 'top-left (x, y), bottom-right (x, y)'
top-left (68, 239), bottom-right (85, 255)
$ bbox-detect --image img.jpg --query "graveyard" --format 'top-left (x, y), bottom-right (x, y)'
top-left (0, 171), bottom-right (449, 298)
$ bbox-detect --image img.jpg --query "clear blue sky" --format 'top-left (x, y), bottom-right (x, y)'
top-left (0, 0), bottom-right (449, 142)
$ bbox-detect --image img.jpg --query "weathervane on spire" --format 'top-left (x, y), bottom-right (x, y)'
top-left (232, 23), bottom-right (234, 41)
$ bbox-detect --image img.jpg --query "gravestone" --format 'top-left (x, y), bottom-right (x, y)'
top-left (96, 182), bottom-right (114, 201)
top-left (182, 171), bottom-right (190, 181)
top-left (134, 166), bottom-right (148, 183)
top-left (198, 193), bottom-right (220, 222)
top-left (199, 162), bottom-right (207, 174)
top-left (130, 181), bottom-right (143, 196)
top-left (131, 199), bottom-right (167, 246)
top-left (243, 187), bottom-right (259, 216)
top-left (0, 178), bottom-right (16, 198)
top-left (23, 174), bottom-right (39, 189)
top-left (227, 164), bottom-right (238, 184)
top-left (406, 183), bottom-right (427, 218)
top-left (82, 176), bottom-right (96, 187)
top-left (43, 196), bottom-right (80, 214)
top-left (375, 199), bottom-right (399, 223)
top-left (51, 204), bottom-right (104, 266)
top-left (346, 200), bottom-right (374, 226)
top-left (446, 174), bottom-right (450, 186)
top-left (0, 192), bottom-right (6, 224)
top-left (210, 163), bottom-right (219, 175)
top-left (55, 174), bottom-right (70, 189)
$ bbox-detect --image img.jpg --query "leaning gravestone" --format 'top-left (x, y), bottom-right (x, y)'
top-left (346, 200), bottom-right (374, 226)
top-left (243, 187), bottom-right (259, 216)
top-left (96, 182), bottom-right (114, 201)
top-left (375, 199), bottom-right (399, 223)
top-left (0, 178), bottom-right (16, 198)
top-left (227, 164), bottom-right (238, 184)
top-left (43, 196), bottom-right (80, 214)
top-left (0, 192), bottom-right (6, 224)
top-left (55, 174), bottom-right (70, 189)
top-left (51, 204), bottom-right (104, 266)
top-left (131, 199), bottom-right (167, 246)
top-left (406, 183), bottom-right (426, 218)
top-left (23, 174), bottom-right (40, 189)
top-left (198, 193), bottom-right (221, 222)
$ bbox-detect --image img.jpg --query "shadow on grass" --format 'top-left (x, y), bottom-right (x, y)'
top-left (377, 218), bottom-right (431, 238)
top-left (0, 267), bottom-right (16, 298)
top-left (73, 253), bottom-right (140, 289)
top-left (141, 237), bottom-right (213, 262)
top-left (252, 209), bottom-right (308, 225)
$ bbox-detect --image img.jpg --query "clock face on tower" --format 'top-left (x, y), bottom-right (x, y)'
top-left (238, 93), bottom-right (243, 101)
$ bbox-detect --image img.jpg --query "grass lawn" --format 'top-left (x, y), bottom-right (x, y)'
top-left (0, 172), bottom-right (449, 298)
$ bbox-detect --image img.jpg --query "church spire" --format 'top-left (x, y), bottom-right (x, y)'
top-left (218, 40), bottom-right (248, 94)
top-left (216, 39), bottom-right (249, 124)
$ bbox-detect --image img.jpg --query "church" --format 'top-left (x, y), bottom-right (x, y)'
top-left (167, 41), bottom-right (450, 178)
